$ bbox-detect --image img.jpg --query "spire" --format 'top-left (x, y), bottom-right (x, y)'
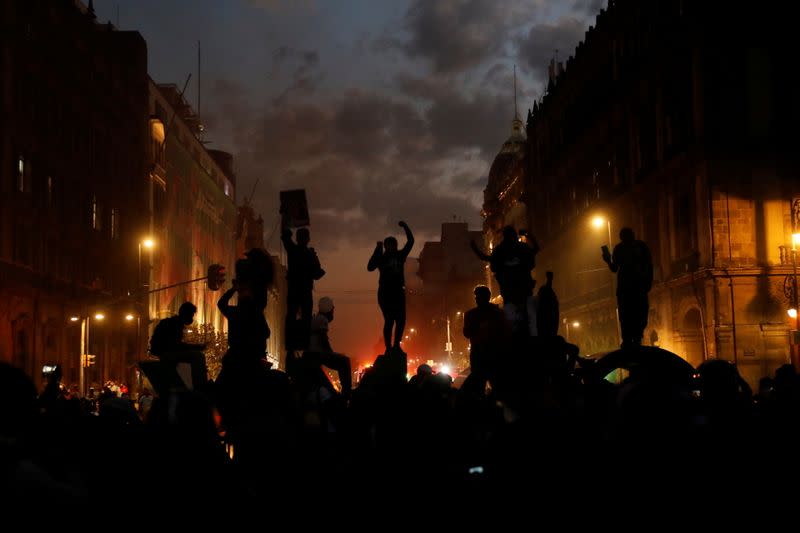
top-left (511, 64), bottom-right (523, 137)
top-left (513, 64), bottom-right (519, 120)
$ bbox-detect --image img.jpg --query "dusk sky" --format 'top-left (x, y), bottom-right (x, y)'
top-left (94, 0), bottom-right (604, 360)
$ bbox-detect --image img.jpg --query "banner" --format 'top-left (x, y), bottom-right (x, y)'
top-left (280, 189), bottom-right (310, 228)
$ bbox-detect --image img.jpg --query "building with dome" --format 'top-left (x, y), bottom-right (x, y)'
top-left (480, 0), bottom-right (800, 388)
top-left (481, 108), bottom-right (529, 249)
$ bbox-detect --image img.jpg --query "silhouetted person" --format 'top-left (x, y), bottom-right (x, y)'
top-left (368, 220), bottom-right (414, 352)
top-left (471, 226), bottom-right (538, 335)
top-left (602, 227), bottom-right (653, 347)
top-left (462, 285), bottom-right (509, 395)
top-left (149, 302), bottom-right (205, 357)
top-left (149, 302), bottom-right (206, 392)
top-left (218, 280), bottom-right (271, 367)
top-left (408, 363), bottom-right (433, 388)
top-left (282, 227), bottom-right (325, 351)
top-left (39, 364), bottom-right (64, 415)
top-left (537, 271), bottom-right (559, 337)
top-left (306, 296), bottom-right (352, 396)
top-left (236, 247), bottom-right (274, 310)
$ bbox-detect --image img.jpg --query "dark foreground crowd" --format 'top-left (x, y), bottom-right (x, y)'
top-left (2, 223), bottom-right (798, 523)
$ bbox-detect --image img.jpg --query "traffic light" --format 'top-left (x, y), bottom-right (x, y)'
top-left (207, 264), bottom-right (226, 291)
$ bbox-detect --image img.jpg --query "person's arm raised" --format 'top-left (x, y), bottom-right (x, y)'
top-left (399, 221), bottom-right (414, 255)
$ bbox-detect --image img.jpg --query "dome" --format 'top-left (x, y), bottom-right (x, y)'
top-left (487, 116), bottom-right (526, 192)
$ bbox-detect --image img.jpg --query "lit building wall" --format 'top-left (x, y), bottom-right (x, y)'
top-left (146, 81), bottom-right (237, 341)
top-left (0, 0), bottom-right (149, 388)
top-left (481, 0), bottom-right (800, 388)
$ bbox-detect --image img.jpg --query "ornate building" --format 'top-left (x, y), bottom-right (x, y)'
top-left (0, 0), bottom-right (150, 388)
top-left (481, 0), bottom-right (798, 386)
top-left (146, 81), bottom-right (238, 343)
top-left (482, 112), bottom-right (528, 247)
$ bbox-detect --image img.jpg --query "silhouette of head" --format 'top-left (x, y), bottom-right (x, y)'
top-left (178, 302), bottom-right (197, 325)
top-left (416, 363), bottom-right (433, 377)
top-left (384, 236), bottom-right (398, 253)
top-left (546, 271), bottom-right (554, 283)
top-left (318, 296), bottom-right (335, 321)
top-left (474, 285), bottom-right (491, 306)
top-left (296, 228), bottom-right (310, 247)
top-left (619, 227), bottom-right (635, 243)
top-left (502, 225), bottom-right (518, 242)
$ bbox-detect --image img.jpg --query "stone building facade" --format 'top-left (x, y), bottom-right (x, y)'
top-left (483, 0), bottom-right (798, 386)
top-left (0, 0), bottom-right (150, 388)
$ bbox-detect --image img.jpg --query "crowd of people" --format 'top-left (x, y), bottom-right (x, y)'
top-left (2, 220), bottom-right (798, 520)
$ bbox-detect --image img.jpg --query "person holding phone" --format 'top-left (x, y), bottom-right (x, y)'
top-left (602, 227), bottom-right (653, 348)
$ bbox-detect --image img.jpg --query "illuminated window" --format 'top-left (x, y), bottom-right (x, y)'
top-left (17, 157), bottom-right (24, 192)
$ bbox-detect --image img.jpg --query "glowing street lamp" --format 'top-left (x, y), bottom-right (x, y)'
top-left (563, 318), bottom-right (580, 343)
top-left (791, 233), bottom-right (800, 350)
top-left (591, 214), bottom-right (621, 346)
top-left (591, 215), bottom-right (613, 246)
top-left (125, 313), bottom-right (135, 321)
top-left (69, 312), bottom-right (106, 397)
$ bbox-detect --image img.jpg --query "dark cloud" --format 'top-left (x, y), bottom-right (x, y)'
top-left (399, 0), bottom-right (543, 74)
top-left (572, 0), bottom-right (606, 16)
top-left (395, 71), bottom-right (529, 158)
top-left (207, 81), bottom-right (485, 250)
top-left (270, 46), bottom-right (323, 106)
top-left (516, 17), bottom-right (588, 79)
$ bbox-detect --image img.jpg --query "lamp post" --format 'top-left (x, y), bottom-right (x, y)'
top-left (591, 215), bottom-right (621, 347)
top-left (445, 316), bottom-right (453, 364)
top-left (564, 319), bottom-right (580, 343)
top-left (790, 233), bottom-right (800, 366)
top-left (138, 238), bottom-right (155, 292)
top-left (591, 215), bottom-right (613, 248)
top-left (71, 312), bottom-right (105, 397)
top-left (137, 238), bottom-right (155, 362)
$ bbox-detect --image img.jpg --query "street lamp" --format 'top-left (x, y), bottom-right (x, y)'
top-left (137, 238), bottom-right (156, 363)
top-left (790, 233), bottom-right (800, 364)
top-left (138, 237), bottom-right (155, 291)
top-left (591, 215), bottom-right (613, 248)
top-left (591, 214), bottom-right (621, 347)
top-left (71, 312), bottom-right (105, 397)
top-left (564, 318), bottom-right (579, 343)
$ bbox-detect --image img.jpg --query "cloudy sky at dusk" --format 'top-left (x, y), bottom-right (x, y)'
top-left (95, 0), bottom-right (604, 359)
